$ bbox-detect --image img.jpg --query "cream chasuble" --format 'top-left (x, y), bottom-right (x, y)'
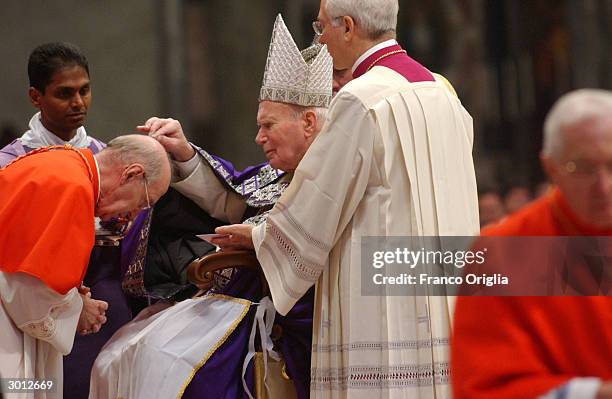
top-left (0, 272), bottom-right (82, 399)
top-left (252, 66), bottom-right (479, 398)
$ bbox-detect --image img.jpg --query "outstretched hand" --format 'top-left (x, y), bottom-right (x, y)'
top-left (213, 224), bottom-right (255, 251)
top-left (137, 117), bottom-right (195, 162)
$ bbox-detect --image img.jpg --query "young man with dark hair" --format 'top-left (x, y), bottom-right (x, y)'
top-left (0, 42), bottom-right (140, 399)
top-left (0, 42), bottom-right (103, 164)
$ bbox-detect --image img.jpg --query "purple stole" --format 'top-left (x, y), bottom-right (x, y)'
top-left (352, 43), bottom-right (435, 83)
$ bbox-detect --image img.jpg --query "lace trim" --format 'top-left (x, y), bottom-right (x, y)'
top-left (243, 180), bottom-right (289, 225)
top-left (313, 338), bottom-right (450, 353)
top-left (267, 220), bottom-right (323, 283)
top-left (311, 363), bottom-right (450, 390)
top-left (259, 239), bottom-right (304, 300)
top-left (245, 182), bottom-right (289, 208)
top-left (19, 300), bottom-right (72, 340)
top-left (260, 87), bottom-right (331, 108)
top-left (194, 147), bottom-right (284, 196)
top-left (243, 211), bottom-right (270, 226)
top-left (276, 202), bottom-right (331, 252)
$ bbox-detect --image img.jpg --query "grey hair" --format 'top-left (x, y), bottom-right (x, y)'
top-left (289, 104), bottom-right (328, 130)
top-left (105, 135), bottom-right (166, 183)
top-left (543, 89), bottom-right (612, 159)
top-left (326, 0), bottom-right (398, 40)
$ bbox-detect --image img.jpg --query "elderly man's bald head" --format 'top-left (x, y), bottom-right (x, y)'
top-left (105, 134), bottom-right (171, 185)
top-left (95, 134), bottom-right (171, 221)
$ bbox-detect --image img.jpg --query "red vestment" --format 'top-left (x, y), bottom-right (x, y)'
top-left (0, 147), bottom-right (99, 295)
top-left (452, 189), bottom-right (612, 398)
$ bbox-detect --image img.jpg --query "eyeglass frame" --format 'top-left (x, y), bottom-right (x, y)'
top-left (142, 173), bottom-right (151, 210)
top-left (560, 159), bottom-right (612, 183)
top-left (312, 16), bottom-right (344, 36)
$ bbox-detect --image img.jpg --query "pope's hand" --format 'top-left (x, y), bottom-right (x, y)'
top-left (137, 117), bottom-right (195, 162)
top-left (77, 292), bottom-right (108, 335)
top-left (213, 224), bottom-right (255, 251)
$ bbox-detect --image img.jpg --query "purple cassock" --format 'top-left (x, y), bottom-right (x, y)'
top-left (185, 149), bottom-right (313, 399)
top-left (0, 135), bottom-right (145, 399)
top-left (133, 146), bottom-right (314, 399)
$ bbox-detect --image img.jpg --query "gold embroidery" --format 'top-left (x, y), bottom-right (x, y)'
top-left (176, 294), bottom-right (252, 398)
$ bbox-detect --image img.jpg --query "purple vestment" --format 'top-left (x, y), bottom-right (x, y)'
top-left (172, 147), bottom-right (312, 399)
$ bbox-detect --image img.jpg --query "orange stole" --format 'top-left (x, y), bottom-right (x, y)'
top-left (452, 190), bottom-right (612, 399)
top-left (0, 147), bottom-right (99, 295)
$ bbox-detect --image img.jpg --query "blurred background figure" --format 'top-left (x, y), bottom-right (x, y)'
top-left (478, 190), bottom-right (506, 227)
top-left (453, 88), bottom-right (612, 399)
top-left (503, 185), bottom-right (533, 214)
top-left (534, 181), bottom-right (551, 197)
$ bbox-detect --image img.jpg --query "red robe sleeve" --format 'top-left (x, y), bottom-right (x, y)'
top-left (0, 149), bottom-right (97, 294)
top-left (452, 192), bottom-right (612, 398)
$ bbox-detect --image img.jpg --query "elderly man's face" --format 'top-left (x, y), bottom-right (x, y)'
top-left (95, 165), bottom-right (169, 222)
top-left (317, 0), bottom-right (352, 69)
top-left (544, 117), bottom-right (612, 228)
top-left (255, 101), bottom-right (312, 172)
top-left (333, 68), bottom-right (353, 95)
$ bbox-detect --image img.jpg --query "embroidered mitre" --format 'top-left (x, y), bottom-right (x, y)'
top-left (260, 14), bottom-right (333, 108)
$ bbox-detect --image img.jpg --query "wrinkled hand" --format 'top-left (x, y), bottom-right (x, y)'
top-left (137, 117), bottom-right (195, 162)
top-left (213, 224), bottom-right (255, 251)
top-left (77, 292), bottom-right (108, 335)
top-left (596, 381), bottom-right (612, 399)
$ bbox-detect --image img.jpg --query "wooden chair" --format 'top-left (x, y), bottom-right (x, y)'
top-left (186, 250), bottom-right (297, 399)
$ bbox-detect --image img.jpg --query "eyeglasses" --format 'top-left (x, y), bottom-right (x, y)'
top-left (142, 173), bottom-right (151, 210)
top-left (562, 159), bottom-right (612, 183)
top-left (312, 17), bottom-right (343, 35)
top-left (312, 20), bottom-right (324, 35)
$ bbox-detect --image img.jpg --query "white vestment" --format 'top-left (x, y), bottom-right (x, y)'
top-left (251, 66), bottom-right (480, 398)
top-left (0, 272), bottom-right (82, 399)
top-left (20, 112), bottom-right (93, 149)
top-left (89, 295), bottom-right (251, 399)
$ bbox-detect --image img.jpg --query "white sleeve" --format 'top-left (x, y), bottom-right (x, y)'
top-left (171, 153), bottom-right (247, 223)
top-left (538, 378), bottom-right (602, 399)
top-left (173, 152), bottom-right (201, 180)
top-left (254, 93), bottom-right (374, 315)
top-left (0, 271), bottom-right (82, 355)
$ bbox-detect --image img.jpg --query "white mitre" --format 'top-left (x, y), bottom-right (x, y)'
top-left (260, 14), bottom-right (333, 108)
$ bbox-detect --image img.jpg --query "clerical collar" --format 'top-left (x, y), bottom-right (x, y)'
top-left (351, 39), bottom-right (398, 74)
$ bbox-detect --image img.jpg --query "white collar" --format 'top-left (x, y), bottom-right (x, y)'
top-left (351, 39), bottom-right (398, 74)
top-left (19, 112), bottom-right (91, 149)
